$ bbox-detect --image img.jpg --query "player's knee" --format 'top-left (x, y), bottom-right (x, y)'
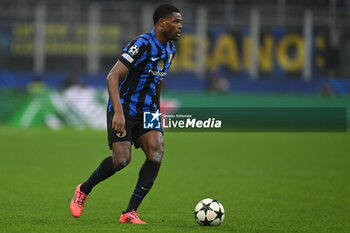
top-left (151, 151), bottom-right (163, 163)
top-left (118, 156), bottom-right (131, 168)
top-left (112, 155), bottom-right (130, 171)
top-left (112, 145), bottom-right (131, 170)
top-left (148, 140), bottom-right (164, 163)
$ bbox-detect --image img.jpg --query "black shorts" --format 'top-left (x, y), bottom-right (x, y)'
top-left (107, 110), bottom-right (162, 150)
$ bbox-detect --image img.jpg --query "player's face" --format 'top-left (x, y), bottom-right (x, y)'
top-left (163, 12), bottom-right (182, 41)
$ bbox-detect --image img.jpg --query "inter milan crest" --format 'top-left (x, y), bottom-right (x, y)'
top-left (128, 45), bottom-right (139, 55)
top-left (116, 129), bottom-right (127, 138)
top-left (158, 60), bottom-right (165, 70)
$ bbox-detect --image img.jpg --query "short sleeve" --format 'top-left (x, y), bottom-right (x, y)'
top-left (119, 37), bottom-right (148, 69)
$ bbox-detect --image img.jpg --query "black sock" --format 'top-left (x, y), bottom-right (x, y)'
top-left (125, 160), bottom-right (161, 213)
top-left (80, 156), bottom-right (118, 195)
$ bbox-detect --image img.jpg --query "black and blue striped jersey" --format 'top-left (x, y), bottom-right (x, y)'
top-left (107, 29), bottom-right (176, 117)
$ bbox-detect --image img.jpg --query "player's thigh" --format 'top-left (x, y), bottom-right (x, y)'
top-left (107, 110), bottom-right (135, 149)
top-left (111, 141), bottom-right (132, 166)
top-left (137, 130), bottom-right (164, 162)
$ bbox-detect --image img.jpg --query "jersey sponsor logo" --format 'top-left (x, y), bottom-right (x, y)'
top-left (128, 45), bottom-right (139, 55)
top-left (151, 57), bottom-right (160, 61)
top-left (143, 110), bottom-right (161, 129)
top-left (122, 53), bottom-right (134, 63)
top-left (148, 69), bottom-right (167, 77)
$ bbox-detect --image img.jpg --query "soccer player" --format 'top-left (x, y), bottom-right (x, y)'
top-left (69, 4), bottom-right (182, 224)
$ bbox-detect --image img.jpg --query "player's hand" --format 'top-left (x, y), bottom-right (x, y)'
top-left (112, 111), bottom-right (125, 134)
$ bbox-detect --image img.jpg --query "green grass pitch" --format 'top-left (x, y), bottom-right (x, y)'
top-left (0, 127), bottom-right (349, 233)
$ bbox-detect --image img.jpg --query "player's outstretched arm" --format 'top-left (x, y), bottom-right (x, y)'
top-left (106, 61), bottom-right (129, 134)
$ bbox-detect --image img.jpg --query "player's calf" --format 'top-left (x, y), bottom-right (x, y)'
top-left (125, 159), bottom-right (161, 213)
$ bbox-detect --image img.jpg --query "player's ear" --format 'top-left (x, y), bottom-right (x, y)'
top-left (159, 18), bottom-right (165, 28)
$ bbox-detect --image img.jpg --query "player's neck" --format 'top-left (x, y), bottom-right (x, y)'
top-left (153, 29), bottom-right (167, 46)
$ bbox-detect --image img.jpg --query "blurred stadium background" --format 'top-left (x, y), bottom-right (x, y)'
top-left (0, 0), bottom-right (349, 129)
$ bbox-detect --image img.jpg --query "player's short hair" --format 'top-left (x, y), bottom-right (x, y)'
top-left (153, 4), bottom-right (180, 25)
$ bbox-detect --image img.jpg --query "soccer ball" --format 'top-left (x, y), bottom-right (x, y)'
top-left (194, 198), bottom-right (225, 226)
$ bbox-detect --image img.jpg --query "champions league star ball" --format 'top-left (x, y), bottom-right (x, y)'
top-left (194, 198), bottom-right (225, 226)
